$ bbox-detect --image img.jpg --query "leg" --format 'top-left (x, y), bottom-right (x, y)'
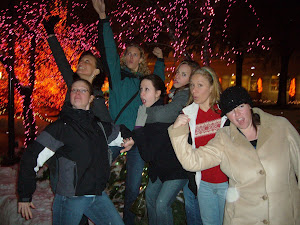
top-left (109, 145), bottom-right (122, 162)
top-left (145, 178), bottom-right (162, 225)
top-left (52, 194), bottom-right (90, 225)
top-left (216, 181), bottom-right (228, 225)
top-left (183, 183), bottom-right (202, 225)
top-left (84, 192), bottom-right (124, 225)
top-left (197, 181), bottom-right (228, 225)
top-left (123, 146), bottom-right (145, 225)
top-left (155, 179), bottom-right (188, 225)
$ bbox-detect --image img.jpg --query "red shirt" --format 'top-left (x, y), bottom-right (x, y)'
top-left (195, 106), bottom-right (228, 183)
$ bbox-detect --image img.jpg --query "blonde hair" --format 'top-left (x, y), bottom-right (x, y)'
top-left (187, 66), bottom-right (222, 111)
top-left (120, 43), bottom-right (151, 76)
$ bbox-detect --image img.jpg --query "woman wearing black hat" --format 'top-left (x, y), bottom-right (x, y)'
top-left (168, 86), bottom-right (300, 225)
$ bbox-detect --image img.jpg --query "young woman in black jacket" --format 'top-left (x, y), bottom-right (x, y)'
top-left (17, 79), bottom-right (134, 225)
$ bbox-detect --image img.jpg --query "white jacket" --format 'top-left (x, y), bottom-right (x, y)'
top-left (182, 102), bottom-right (227, 189)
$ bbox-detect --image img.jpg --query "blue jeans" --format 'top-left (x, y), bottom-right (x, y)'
top-left (197, 181), bottom-right (228, 225)
top-left (183, 183), bottom-right (202, 225)
top-left (146, 178), bottom-right (188, 225)
top-left (52, 192), bottom-right (124, 225)
top-left (122, 145), bottom-right (145, 225)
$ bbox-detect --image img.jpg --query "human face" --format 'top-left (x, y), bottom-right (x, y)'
top-left (226, 104), bottom-right (253, 131)
top-left (125, 46), bottom-right (142, 72)
top-left (173, 64), bottom-right (192, 88)
top-left (70, 81), bottom-right (94, 110)
top-left (190, 73), bottom-right (212, 110)
top-left (140, 79), bottom-right (161, 107)
top-left (76, 55), bottom-right (100, 83)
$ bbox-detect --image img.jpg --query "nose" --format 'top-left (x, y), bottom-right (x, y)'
top-left (233, 108), bottom-right (240, 116)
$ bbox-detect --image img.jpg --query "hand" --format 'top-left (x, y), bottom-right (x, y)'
top-left (135, 105), bottom-right (147, 127)
top-left (120, 137), bottom-right (134, 153)
top-left (173, 114), bottom-right (190, 129)
top-left (18, 202), bottom-right (36, 220)
top-left (92, 0), bottom-right (106, 19)
top-left (42, 15), bottom-right (60, 35)
top-left (153, 47), bottom-right (163, 59)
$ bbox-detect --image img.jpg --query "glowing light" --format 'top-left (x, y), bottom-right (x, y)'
top-left (257, 78), bottom-right (262, 93)
top-left (289, 78), bottom-right (296, 97)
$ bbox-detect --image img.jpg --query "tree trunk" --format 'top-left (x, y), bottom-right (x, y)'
top-left (235, 52), bottom-right (244, 87)
top-left (276, 54), bottom-right (290, 106)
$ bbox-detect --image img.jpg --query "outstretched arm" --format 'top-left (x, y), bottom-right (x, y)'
top-left (92, 0), bottom-right (106, 19)
top-left (43, 16), bottom-right (74, 88)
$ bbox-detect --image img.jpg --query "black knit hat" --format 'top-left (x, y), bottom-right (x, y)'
top-left (220, 86), bottom-right (253, 116)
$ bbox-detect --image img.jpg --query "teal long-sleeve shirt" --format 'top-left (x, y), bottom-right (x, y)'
top-left (98, 18), bottom-right (165, 131)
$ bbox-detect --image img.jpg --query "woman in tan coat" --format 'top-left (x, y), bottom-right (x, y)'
top-left (168, 86), bottom-right (300, 225)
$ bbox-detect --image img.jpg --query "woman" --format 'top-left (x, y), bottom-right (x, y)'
top-left (183, 67), bottom-right (228, 225)
top-left (168, 86), bottom-right (300, 225)
top-left (139, 59), bottom-right (202, 225)
top-left (130, 75), bottom-right (188, 225)
top-left (42, 16), bottom-right (111, 122)
top-left (93, 0), bottom-right (165, 223)
top-left (17, 79), bottom-right (134, 225)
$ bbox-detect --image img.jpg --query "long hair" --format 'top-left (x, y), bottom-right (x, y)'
top-left (120, 43), bottom-right (151, 76)
top-left (187, 66), bottom-right (222, 112)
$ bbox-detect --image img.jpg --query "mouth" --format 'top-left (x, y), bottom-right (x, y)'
top-left (141, 99), bottom-right (146, 104)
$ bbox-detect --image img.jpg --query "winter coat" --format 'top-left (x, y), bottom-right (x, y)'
top-left (18, 106), bottom-right (130, 202)
top-left (134, 99), bottom-right (187, 183)
top-left (182, 102), bottom-right (228, 189)
top-left (98, 18), bottom-right (165, 130)
top-left (168, 108), bottom-right (300, 225)
top-left (146, 88), bottom-right (189, 123)
top-left (47, 36), bottom-right (112, 122)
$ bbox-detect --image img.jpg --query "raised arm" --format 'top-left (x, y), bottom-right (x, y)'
top-left (43, 16), bottom-right (74, 88)
top-left (95, 0), bottom-right (122, 90)
top-left (153, 47), bottom-right (165, 81)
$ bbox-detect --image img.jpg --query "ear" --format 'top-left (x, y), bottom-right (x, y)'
top-left (89, 95), bottom-right (95, 103)
top-left (155, 90), bottom-right (161, 99)
top-left (93, 69), bottom-right (100, 76)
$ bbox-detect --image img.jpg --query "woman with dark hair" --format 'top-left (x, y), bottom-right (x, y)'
top-left (169, 86), bottom-right (300, 225)
top-left (124, 74), bottom-right (188, 225)
top-left (17, 79), bottom-right (134, 225)
top-left (42, 17), bottom-right (111, 123)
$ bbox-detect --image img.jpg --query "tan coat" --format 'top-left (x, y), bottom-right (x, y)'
top-left (168, 108), bottom-right (300, 225)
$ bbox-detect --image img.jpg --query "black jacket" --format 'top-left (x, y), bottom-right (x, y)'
top-left (133, 99), bottom-right (187, 183)
top-left (18, 106), bottom-right (129, 202)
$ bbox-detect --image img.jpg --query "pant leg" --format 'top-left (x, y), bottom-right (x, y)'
top-left (52, 194), bottom-right (90, 225)
top-left (155, 179), bottom-right (188, 225)
top-left (145, 178), bottom-right (163, 225)
top-left (183, 183), bottom-right (202, 225)
top-left (110, 145), bottom-right (122, 162)
top-left (84, 192), bottom-right (124, 225)
top-left (123, 145), bottom-right (145, 225)
top-left (197, 181), bottom-right (228, 225)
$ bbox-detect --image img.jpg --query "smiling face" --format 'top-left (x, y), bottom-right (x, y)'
top-left (70, 80), bottom-right (94, 110)
top-left (76, 55), bottom-right (100, 83)
top-left (226, 104), bottom-right (253, 131)
top-left (189, 73), bottom-right (213, 110)
top-left (125, 46), bottom-right (142, 72)
top-left (173, 64), bottom-right (192, 88)
top-left (140, 79), bottom-right (161, 107)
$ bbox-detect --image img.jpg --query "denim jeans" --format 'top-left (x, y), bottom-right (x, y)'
top-left (183, 183), bottom-right (203, 225)
top-left (197, 181), bottom-right (228, 225)
top-left (146, 178), bottom-right (188, 225)
top-left (52, 192), bottom-right (124, 225)
top-left (123, 145), bottom-right (145, 225)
